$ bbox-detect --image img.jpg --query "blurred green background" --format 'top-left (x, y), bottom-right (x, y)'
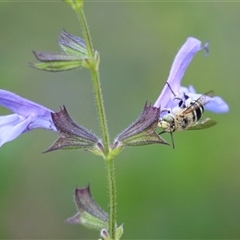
top-left (0, 1), bottom-right (239, 239)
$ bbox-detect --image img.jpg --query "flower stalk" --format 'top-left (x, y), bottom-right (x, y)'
top-left (76, 8), bottom-right (94, 59)
top-left (105, 156), bottom-right (117, 239)
top-left (74, 4), bottom-right (116, 239)
top-left (76, 7), bottom-right (110, 155)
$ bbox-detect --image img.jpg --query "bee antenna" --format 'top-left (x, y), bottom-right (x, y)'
top-left (170, 132), bottom-right (175, 149)
top-left (166, 82), bottom-right (176, 97)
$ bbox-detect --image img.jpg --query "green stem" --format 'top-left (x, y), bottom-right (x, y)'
top-left (76, 6), bottom-right (117, 239)
top-left (77, 8), bottom-right (94, 58)
top-left (90, 68), bottom-right (110, 155)
top-left (77, 8), bottom-right (110, 155)
top-left (105, 157), bottom-right (117, 239)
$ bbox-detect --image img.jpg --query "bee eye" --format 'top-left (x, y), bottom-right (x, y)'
top-left (178, 100), bottom-right (183, 107)
top-left (169, 116), bottom-right (174, 123)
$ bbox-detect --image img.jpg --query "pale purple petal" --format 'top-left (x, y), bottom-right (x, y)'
top-left (0, 90), bottom-right (52, 118)
top-left (0, 114), bottom-right (19, 127)
top-left (154, 37), bottom-right (207, 109)
top-left (0, 90), bottom-right (57, 147)
top-left (180, 85), bottom-right (196, 94)
top-left (153, 37), bottom-right (228, 117)
top-left (27, 117), bottom-right (56, 131)
top-left (0, 115), bottom-right (32, 147)
top-left (180, 85), bottom-right (229, 113)
top-left (205, 96), bottom-right (229, 113)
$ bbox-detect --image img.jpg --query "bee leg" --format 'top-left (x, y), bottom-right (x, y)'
top-left (170, 132), bottom-right (175, 149)
top-left (166, 82), bottom-right (184, 101)
top-left (166, 82), bottom-right (177, 96)
top-left (158, 130), bottom-right (165, 135)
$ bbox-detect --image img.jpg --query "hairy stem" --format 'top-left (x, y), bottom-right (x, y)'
top-left (77, 8), bottom-right (110, 155)
top-left (105, 156), bottom-right (117, 239)
top-left (76, 7), bottom-right (116, 239)
top-left (77, 8), bottom-right (94, 58)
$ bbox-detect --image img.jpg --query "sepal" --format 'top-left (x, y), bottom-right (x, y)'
top-left (58, 29), bottom-right (87, 56)
top-left (112, 102), bottom-right (168, 151)
top-left (31, 51), bottom-right (86, 72)
top-left (116, 224), bottom-right (124, 240)
top-left (67, 185), bottom-right (109, 230)
top-left (31, 30), bottom-right (95, 72)
top-left (44, 106), bottom-right (104, 155)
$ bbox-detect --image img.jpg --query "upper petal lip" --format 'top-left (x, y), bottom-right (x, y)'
top-left (153, 37), bottom-right (229, 115)
top-left (154, 37), bottom-right (205, 110)
top-left (0, 90), bottom-right (53, 118)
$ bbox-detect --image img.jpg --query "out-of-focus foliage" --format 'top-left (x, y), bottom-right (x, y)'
top-left (0, 2), bottom-right (239, 239)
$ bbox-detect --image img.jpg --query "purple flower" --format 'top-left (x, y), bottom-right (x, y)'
top-left (154, 37), bottom-right (229, 116)
top-left (0, 90), bottom-right (57, 147)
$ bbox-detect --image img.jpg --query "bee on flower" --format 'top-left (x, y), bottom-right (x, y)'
top-left (153, 37), bottom-right (229, 147)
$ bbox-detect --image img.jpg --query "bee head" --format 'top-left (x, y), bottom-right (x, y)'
top-left (158, 114), bottom-right (175, 132)
top-left (158, 114), bottom-right (176, 149)
top-left (158, 119), bottom-right (169, 129)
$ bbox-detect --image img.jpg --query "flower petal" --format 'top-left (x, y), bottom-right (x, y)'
top-left (0, 90), bottom-right (57, 131)
top-left (205, 96), bottom-right (229, 113)
top-left (27, 117), bottom-right (57, 131)
top-left (0, 115), bottom-right (32, 147)
top-left (180, 85), bottom-right (229, 113)
top-left (0, 90), bottom-right (58, 147)
top-left (0, 114), bottom-right (19, 127)
top-left (154, 37), bottom-right (208, 109)
top-left (0, 90), bottom-right (53, 119)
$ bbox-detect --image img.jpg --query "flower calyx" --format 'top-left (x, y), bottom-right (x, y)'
top-left (67, 184), bottom-right (109, 230)
top-left (31, 30), bottom-right (98, 72)
top-left (44, 106), bottom-right (104, 156)
top-left (112, 102), bottom-right (169, 153)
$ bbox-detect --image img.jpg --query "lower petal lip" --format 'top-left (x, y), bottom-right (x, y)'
top-left (179, 89), bottom-right (229, 114)
top-left (0, 115), bottom-right (32, 147)
top-left (205, 97), bottom-right (229, 113)
top-left (0, 114), bottom-right (20, 127)
top-left (0, 90), bottom-right (58, 147)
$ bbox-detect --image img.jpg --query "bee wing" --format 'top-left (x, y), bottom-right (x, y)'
top-left (187, 118), bottom-right (217, 130)
top-left (182, 90), bottom-right (214, 114)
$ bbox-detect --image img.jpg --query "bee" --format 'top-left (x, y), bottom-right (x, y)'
top-left (158, 84), bottom-right (217, 148)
